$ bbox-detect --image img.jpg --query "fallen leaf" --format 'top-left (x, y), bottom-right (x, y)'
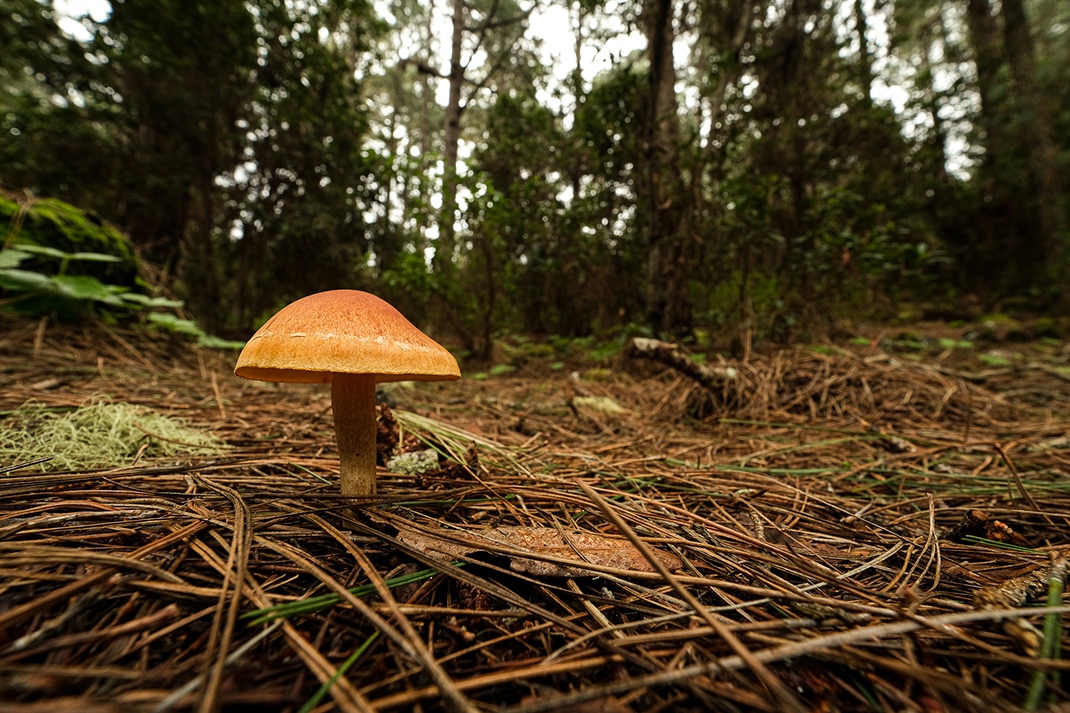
top-left (519, 694), bottom-right (632, 713)
top-left (393, 522), bottom-right (682, 577)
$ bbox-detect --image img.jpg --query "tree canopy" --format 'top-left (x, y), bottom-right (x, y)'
top-left (1, 0), bottom-right (1067, 346)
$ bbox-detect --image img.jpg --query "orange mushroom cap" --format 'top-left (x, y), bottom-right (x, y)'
top-left (234, 290), bottom-right (460, 384)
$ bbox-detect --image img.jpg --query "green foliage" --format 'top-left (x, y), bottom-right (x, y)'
top-left (0, 242), bottom-right (244, 348)
top-left (0, 196), bottom-right (139, 284)
top-left (1, 244), bottom-right (126, 316)
top-left (1, 0), bottom-right (377, 335)
top-left (146, 313), bottom-right (245, 349)
top-left (0, 196), bottom-right (243, 348)
top-left (979, 353), bottom-right (1013, 367)
top-left (1, 0), bottom-right (1067, 344)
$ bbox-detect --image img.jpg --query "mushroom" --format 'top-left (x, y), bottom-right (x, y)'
top-left (234, 290), bottom-right (460, 496)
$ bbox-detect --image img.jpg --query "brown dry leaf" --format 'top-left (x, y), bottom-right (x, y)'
top-left (395, 523), bottom-right (683, 577)
top-left (519, 694), bottom-right (633, 713)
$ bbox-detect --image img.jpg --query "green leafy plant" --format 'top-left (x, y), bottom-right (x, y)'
top-left (0, 244), bottom-right (244, 349)
top-left (979, 353), bottom-right (1012, 367)
top-left (1, 245), bottom-right (127, 309)
top-left (937, 337), bottom-right (973, 349)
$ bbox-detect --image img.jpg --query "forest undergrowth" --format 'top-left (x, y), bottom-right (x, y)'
top-left (0, 314), bottom-right (1068, 712)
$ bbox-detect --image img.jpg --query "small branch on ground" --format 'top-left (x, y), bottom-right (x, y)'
top-left (627, 337), bottom-right (738, 389)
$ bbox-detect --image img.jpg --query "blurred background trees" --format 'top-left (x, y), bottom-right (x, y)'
top-left (1, 0), bottom-right (1067, 347)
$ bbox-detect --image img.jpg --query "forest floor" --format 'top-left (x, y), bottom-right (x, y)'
top-left (0, 315), bottom-right (1068, 712)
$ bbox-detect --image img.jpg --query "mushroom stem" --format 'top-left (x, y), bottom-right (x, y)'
top-left (332, 372), bottom-right (378, 496)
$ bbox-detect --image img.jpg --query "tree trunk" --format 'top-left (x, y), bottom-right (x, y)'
top-left (854, 0), bottom-right (873, 108)
top-left (964, 0), bottom-right (1004, 175)
top-left (643, 0), bottom-right (692, 337)
top-left (437, 0), bottom-right (465, 276)
top-left (569, 0), bottom-right (587, 204)
top-left (701, 0), bottom-right (754, 163)
top-left (1000, 0), bottom-right (1067, 289)
top-left (920, 14), bottom-right (949, 187)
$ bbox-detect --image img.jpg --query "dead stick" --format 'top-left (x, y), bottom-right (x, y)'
top-left (0, 521), bottom-right (204, 635)
top-left (259, 535), bottom-right (478, 713)
top-left (627, 337), bottom-right (737, 389)
top-left (302, 513), bottom-right (480, 713)
top-left (994, 443), bottom-right (1040, 510)
top-left (577, 480), bottom-right (808, 713)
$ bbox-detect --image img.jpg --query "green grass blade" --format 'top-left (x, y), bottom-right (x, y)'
top-left (242, 565), bottom-right (455, 624)
top-left (297, 631), bottom-right (380, 713)
top-left (1023, 561), bottom-right (1066, 710)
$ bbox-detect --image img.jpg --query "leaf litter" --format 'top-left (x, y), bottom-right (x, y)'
top-left (0, 313), bottom-right (1068, 712)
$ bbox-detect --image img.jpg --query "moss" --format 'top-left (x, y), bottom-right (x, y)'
top-left (1033, 317), bottom-right (1062, 339)
top-left (1, 195), bottom-right (139, 286)
top-left (978, 313), bottom-right (1028, 343)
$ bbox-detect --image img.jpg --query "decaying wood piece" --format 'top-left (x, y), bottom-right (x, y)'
top-left (627, 337), bottom-right (738, 389)
top-left (972, 554), bottom-right (1068, 654)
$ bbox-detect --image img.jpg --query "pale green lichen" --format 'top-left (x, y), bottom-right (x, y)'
top-left (0, 401), bottom-right (225, 472)
top-left (386, 448), bottom-right (440, 475)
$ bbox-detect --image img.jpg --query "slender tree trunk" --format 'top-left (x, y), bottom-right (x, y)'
top-left (702, 0), bottom-right (754, 164)
top-left (854, 0), bottom-right (873, 108)
top-left (643, 0), bottom-right (692, 337)
top-left (379, 69), bottom-right (403, 274)
top-left (437, 0), bottom-right (465, 276)
top-left (961, 0), bottom-right (1012, 283)
top-left (414, 67), bottom-right (433, 255)
top-left (964, 0), bottom-right (1004, 175)
top-left (1000, 0), bottom-right (1067, 288)
top-left (180, 177), bottom-right (220, 331)
top-left (414, 8), bottom-right (436, 256)
top-left (569, 0), bottom-right (586, 204)
top-left (920, 14), bottom-right (949, 187)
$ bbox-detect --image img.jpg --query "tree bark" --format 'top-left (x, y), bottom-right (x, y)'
top-left (919, 13), bottom-right (949, 187)
top-left (964, 0), bottom-right (1005, 175)
top-left (854, 0), bottom-right (873, 108)
top-left (701, 0), bottom-right (754, 160)
top-left (437, 0), bottom-right (466, 276)
top-left (1000, 0), bottom-right (1067, 288)
top-left (643, 0), bottom-right (692, 338)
